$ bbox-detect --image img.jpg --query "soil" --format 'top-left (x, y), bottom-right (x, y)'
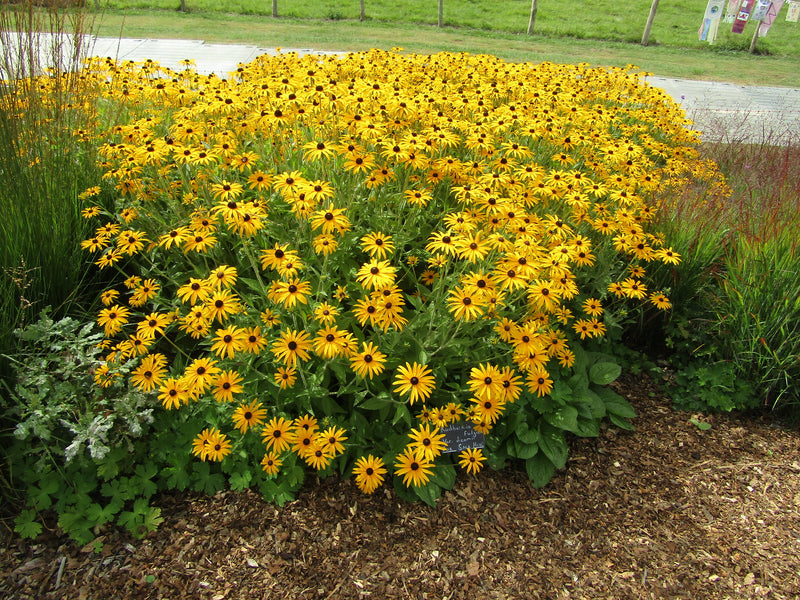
top-left (2, 375), bottom-right (799, 600)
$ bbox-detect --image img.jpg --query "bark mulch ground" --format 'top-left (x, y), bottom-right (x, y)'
top-left (2, 375), bottom-right (799, 599)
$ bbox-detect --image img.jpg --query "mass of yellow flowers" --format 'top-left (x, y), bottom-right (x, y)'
top-left (77, 49), bottom-right (700, 497)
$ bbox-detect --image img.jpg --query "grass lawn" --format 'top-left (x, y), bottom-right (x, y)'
top-left (88, 2), bottom-right (800, 87)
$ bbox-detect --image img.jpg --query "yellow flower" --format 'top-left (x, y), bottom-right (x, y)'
top-left (394, 446), bottom-right (434, 488)
top-left (352, 455), bottom-right (387, 494)
top-left (350, 341), bottom-right (387, 379)
top-left (393, 362), bottom-right (435, 405)
top-left (458, 448), bottom-right (486, 475)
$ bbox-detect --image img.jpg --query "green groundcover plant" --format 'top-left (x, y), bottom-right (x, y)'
top-left (7, 48), bottom-right (711, 542)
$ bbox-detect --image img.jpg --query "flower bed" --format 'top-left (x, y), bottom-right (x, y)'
top-left (78, 49), bottom-right (689, 505)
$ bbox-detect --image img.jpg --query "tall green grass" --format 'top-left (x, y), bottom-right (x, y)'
top-left (0, 2), bottom-right (102, 375)
top-left (647, 131), bottom-right (800, 411)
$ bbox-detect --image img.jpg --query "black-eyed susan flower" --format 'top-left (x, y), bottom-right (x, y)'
top-left (350, 341), bottom-right (386, 379)
top-left (394, 446), bottom-right (434, 488)
top-left (183, 357), bottom-right (221, 396)
top-left (310, 204), bottom-right (351, 235)
top-left (260, 451), bottom-right (283, 476)
top-left (468, 363), bottom-right (504, 401)
top-left (136, 312), bottom-right (171, 339)
top-left (130, 353), bottom-right (167, 392)
top-left (355, 259), bottom-right (397, 291)
top-left (360, 231), bottom-right (395, 259)
top-left (210, 369), bottom-right (244, 403)
top-left (526, 368), bottom-right (554, 397)
top-left (274, 366), bottom-right (297, 389)
top-left (393, 362), bottom-right (435, 405)
top-left (303, 443), bottom-right (334, 471)
top-left (158, 377), bottom-right (190, 410)
top-left (352, 455), bottom-right (387, 494)
top-left (408, 423), bottom-right (447, 462)
top-left (232, 400), bottom-right (267, 433)
top-left (207, 265), bottom-right (238, 290)
top-left (649, 291), bottom-right (672, 311)
top-left (271, 329), bottom-right (312, 366)
top-left (177, 278), bottom-right (211, 305)
top-left (97, 305), bottom-right (130, 337)
top-left (313, 302), bottom-right (339, 325)
top-left (313, 326), bottom-right (349, 360)
top-left (272, 279), bottom-right (311, 309)
top-left (202, 428), bottom-right (232, 462)
top-left (318, 426), bottom-right (348, 456)
top-left (458, 448), bottom-right (486, 475)
top-left (620, 277), bottom-right (647, 300)
top-left (447, 286), bottom-right (483, 321)
top-left (261, 417), bottom-right (294, 454)
top-left (205, 289), bottom-right (241, 323)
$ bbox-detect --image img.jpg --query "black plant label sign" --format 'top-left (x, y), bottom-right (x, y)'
top-left (441, 423), bottom-right (485, 454)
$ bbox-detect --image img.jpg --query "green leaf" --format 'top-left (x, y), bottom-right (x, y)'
top-left (229, 470), bottom-right (253, 491)
top-left (514, 421), bottom-right (539, 445)
top-left (538, 424), bottom-right (568, 469)
top-left (525, 453), bottom-right (555, 488)
top-left (30, 478), bottom-right (59, 510)
top-left (86, 502), bottom-right (119, 526)
top-left (602, 394), bottom-right (636, 419)
top-left (134, 463), bottom-right (158, 498)
top-left (589, 361), bottom-right (621, 386)
top-left (690, 418), bottom-right (712, 431)
top-left (164, 467), bottom-right (191, 491)
top-left (608, 413), bottom-right (635, 431)
top-left (511, 437), bottom-right (539, 460)
top-left (58, 510), bottom-right (94, 545)
top-left (358, 392), bottom-right (393, 410)
top-left (14, 510), bottom-right (42, 539)
top-left (544, 405), bottom-right (579, 434)
top-left (574, 388), bottom-right (606, 418)
top-left (414, 482), bottom-right (442, 507)
top-left (392, 403), bottom-right (412, 427)
top-left (573, 416), bottom-right (601, 437)
top-left (142, 507), bottom-right (164, 533)
top-left (429, 463), bottom-right (456, 490)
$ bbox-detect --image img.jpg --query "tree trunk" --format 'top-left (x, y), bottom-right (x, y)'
top-left (272, 0), bottom-right (278, 18)
top-left (438, 0), bottom-right (443, 27)
top-left (527, 0), bottom-right (538, 35)
top-left (179, 0), bottom-right (187, 12)
top-left (641, 0), bottom-right (659, 46)
top-left (360, 0), bottom-right (365, 21)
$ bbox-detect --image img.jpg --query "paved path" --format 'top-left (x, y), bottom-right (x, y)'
top-left (5, 34), bottom-right (800, 142)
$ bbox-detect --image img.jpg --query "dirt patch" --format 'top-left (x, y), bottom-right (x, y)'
top-left (3, 375), bottom-right (799, 599)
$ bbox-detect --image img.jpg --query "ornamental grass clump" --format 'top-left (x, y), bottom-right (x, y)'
top-left (75, 50), bottom-right (692, 504)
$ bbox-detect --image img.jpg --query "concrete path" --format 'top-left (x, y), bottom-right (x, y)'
top-left (5, 33), bottom-right (799, 142)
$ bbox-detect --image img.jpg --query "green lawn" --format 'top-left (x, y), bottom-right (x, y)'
top-left (92, 7), bottom-right (800, 87)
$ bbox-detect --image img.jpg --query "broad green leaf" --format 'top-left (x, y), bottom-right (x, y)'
top-left (538, 424), bottom-right (568, 469)
top-left (525, 453), bottom-right (555, 488)
top-left (429, 463), bottom-right (456, 490)
top-left (511, 437), bottom-right (539, 460)
top-left (544, 405), bottom-right (579, 434)
top-left (514, 421), bottom-right (539, 445)
top-left (574, 388), bottom-right (606, 418)
top-left (358, 393), bottom-right (393, 410)
top-left (573, 416), bottom-right (601, 437)
top-left (589, 361), bottom-right (622, 386)
top-left (608, 413), bottom-right (635, 431)
top-left (414, 482), bottom-right (442, 507)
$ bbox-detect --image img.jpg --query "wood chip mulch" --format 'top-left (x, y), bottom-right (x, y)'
top-left (2, 375), bottom-right (799, 599)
